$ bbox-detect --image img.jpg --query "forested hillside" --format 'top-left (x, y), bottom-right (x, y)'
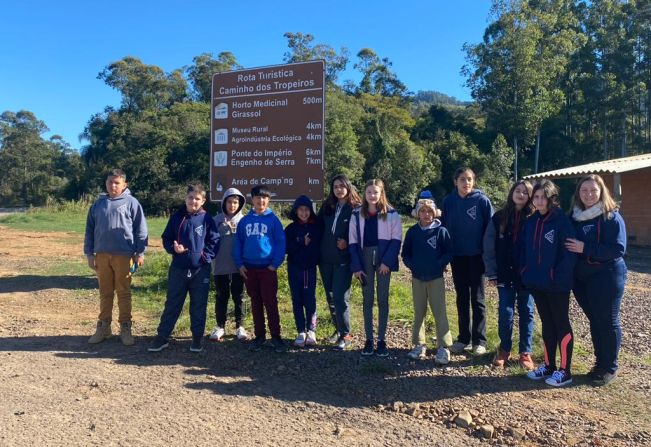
top-left (2, 0), bottom-right (650, 213)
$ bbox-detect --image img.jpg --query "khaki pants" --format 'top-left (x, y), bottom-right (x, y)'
top-left (95, 253), bottom-right (132, 323)
top-left (412, 277), bottom-right (452, 348)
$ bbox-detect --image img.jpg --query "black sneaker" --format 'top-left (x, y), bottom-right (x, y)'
top-left (271, 336), bottom-right (287, 353)
top-left (190, 336), bottom-right (203, 353)
top-left (592, 370), bottom-right (617, 387)
top-left (361, 339), bottom-right (374, 356)
top-left (148, 335), bottom-right (169, 352)
top-left (375, 340), bottom-right (389, 357)
top-left (249, 336), bottom-right (265, 352)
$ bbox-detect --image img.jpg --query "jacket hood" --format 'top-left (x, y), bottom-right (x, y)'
top-left (289, 195), bottom-right (316, 222)
top-left (221, 187), bottom-right (246, 215)
top-left (101, 187), bottom-right (132, 200)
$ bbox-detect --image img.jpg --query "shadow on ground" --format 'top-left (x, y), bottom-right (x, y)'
top-left (0, 275), bottom-right (96, 293)
top-left (0, 334), bottom-right (583, 409)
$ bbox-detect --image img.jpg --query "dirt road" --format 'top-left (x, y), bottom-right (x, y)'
top-left (1, 226), bottom-right (650, 446)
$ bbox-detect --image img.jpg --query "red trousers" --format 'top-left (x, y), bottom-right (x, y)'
top-left (244, 267), bottom-right (281, 338)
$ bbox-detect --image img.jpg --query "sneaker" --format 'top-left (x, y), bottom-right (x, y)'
top-left (235, 326), bottom-right (248, 341)
top-left (249, 336), bottom-right (265, 352)
top-left (327, 330), bottom-right (340, 344)
top-left (592, 370), bottom-right (617, 387)
top-left (293, 332), bottom-right (306, 347)
top-left (473, 345), bottom-right (487, 355)
top-left (208, 326), bottom-right (225, 342)
top-left (190, 336), bottom-right (203, 352)
top-left (493, 349), bottom-right (511, 367)
top-left (435, 347), bottom-right (451, 365)
top-left (518, 353), bottom-right (535, 371)
top-left (527, 364), bottom-right (554, 381)
top-left (361, 339), bottom-right (374, 356)
top-left (449, 341), bottom-right (471, 354)
top-left (148, 335), bottom-right (169, 352)
top-left (407, 344), bottom-right (427, 360)
top-left (375, 340), bottom-right (389, 357)
top-left (332, 334), bottom-right (353, 351)
top-left (545, 369), bottom-right (573, 387)
top-left (271, 336), bottom-right (287, 353)
top-left (305, 330), bottom-right (317, 346)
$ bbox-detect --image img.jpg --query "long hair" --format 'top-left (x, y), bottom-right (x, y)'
top-left (499, 180), bottom-right (534, 233)
top-left (571, 174), bottom-right (618, 219)
top-left (361, 178), bottom-right (392, 219)
top-left (323, 174), bottom-right (362, 215)
top-left (532, 179), bottom-right (561, 212)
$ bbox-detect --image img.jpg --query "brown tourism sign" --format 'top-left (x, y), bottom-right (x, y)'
top-left (210, 60), bottom-right (325, 202)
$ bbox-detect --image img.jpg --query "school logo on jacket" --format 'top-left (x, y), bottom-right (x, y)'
top-left (582, 224), bottom-right (595, 235)
top-left (116, 204), bottom-right (128, 214)
top-left (466, 206), bottom-right (477, 220)
top-left (245, 222), bottom-right (268, 236)
top-left (195, 225), bottom-right (204, 237)
top-left (427, 235), bottom-right (437, 250)
top-left (544, 230), bottom-right (555, 244)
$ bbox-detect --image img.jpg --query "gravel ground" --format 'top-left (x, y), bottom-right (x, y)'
top-left (1, 227), bottom-right (650, 446)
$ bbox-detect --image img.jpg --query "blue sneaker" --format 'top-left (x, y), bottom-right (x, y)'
top-left (526, 364), bottom-right (554, 380)
top-left (545, 369), bottom-right (573, 387)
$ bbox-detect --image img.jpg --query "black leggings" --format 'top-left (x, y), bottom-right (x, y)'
top-left (532, 290), bottom-right (573, 372)
top-left (214, 273), bottom-right (244, 327)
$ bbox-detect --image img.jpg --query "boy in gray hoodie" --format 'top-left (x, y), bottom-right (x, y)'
top-left (209, 188), bottom-right (248, 341)
top-left (84, 169), bottom-right (148, 346)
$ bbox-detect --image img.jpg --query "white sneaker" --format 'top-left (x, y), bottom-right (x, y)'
top-left (435, 347), bottom-right (451, 365)
top-left (306, 330), bottom-right (317, 346)
top-left (209, 326), bottom-right (225, 341)
top-left (327, 330), bottom-right (340, 344)
top-left (449, 341), bottom-right (471, 354)
top-left (235, 326), bottom-right (248, 340)
top-left (407, 344), bottom-right (427, 360)
top-left (294, 332), bottom-right (306, 347)
top-left (473, 345), bottom-right (487, 355)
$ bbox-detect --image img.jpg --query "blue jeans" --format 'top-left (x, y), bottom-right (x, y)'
top-left (574, 260), bottom-right (626, 374)
top-left (157, 264), bottom-right (210, 339)
top-left (497, 286), bottom-right (534, 354)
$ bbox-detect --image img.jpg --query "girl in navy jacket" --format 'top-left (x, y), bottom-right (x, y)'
top-left (350, 179), bottom-right (402, 357)
top-left (520, 180), bottom-right (577, 387)
top-left (441, 167), bottom-right (493, 355)
top-left (285, 195), bottom-right (322, 347)
top-left (565, 174), bottom-right (627, 386)
top-left (483, 180), bottom-right (535, 370)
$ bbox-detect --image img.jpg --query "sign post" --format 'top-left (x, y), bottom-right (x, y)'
top-left (210, 60), bottom-right (325, 202)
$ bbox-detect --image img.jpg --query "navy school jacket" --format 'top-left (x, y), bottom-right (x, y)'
top-left (441, 189), bottom-right (493, 257)
top-left (571, 210), bottom-right (627, 280)
top-left (402, 220), bottom-right (454, 281)
top-left (162, 207), bottom-right (220, 270)
top-left (519, 208), bottom-right (577, 294)
top-left (483, 209), bottom-right (527, 288)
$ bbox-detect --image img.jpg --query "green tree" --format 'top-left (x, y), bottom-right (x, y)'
top-left (283, 32), bottom-right (349, 84)
top-left (186, 52), bottom-right (241, 103)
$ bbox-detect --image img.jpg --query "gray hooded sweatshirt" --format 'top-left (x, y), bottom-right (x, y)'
top-left (83, 188), bottom-right (148, 257)
top-left (211, 187), bottom-right (246, 275)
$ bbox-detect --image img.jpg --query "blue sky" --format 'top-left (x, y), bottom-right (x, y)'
top-left (0, 1), bottom-right (491, 150)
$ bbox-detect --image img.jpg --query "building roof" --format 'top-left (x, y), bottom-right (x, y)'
top-left (524, 153), bottom-right (651, 180)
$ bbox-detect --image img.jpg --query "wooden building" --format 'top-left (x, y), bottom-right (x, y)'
top-left (525, 153), bottom-right (651, 246)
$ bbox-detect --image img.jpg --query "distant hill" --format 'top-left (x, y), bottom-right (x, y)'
top-left (413, 90), bottom-right (471, 107)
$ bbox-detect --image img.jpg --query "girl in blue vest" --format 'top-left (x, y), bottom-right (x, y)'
top-left (349, 179), bottom-right (402, 357)
top-left (442, 167), bottom-right (493, 355)
top-left (565, 174), bottom-right (627, 386)
top-left (483, 180), bottom-right (535, 370)
top-left (521, 180), bottom-right (577, 387)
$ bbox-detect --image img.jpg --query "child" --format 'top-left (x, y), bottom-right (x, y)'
top-left (233, 185), bottom-right (287, 353)
top-left (349, 179), bottom-right (402, 357)
top-left (285, 195), bottom-right (322, 347)
top-left (209, 188), bottom-right (248, 342)
top-left (317, 174), bottom-right (362, 350)
top-left (441, 167), bottom-right (493, 355)
top-left (402, 191), bottom-right (454, 365)
top-left (84, 168), bottom-right (148, 346)
top-left (148, 184), bottom-right (219, 353)
top-left (483, 180), bottom-right (535, 370)
top-left (565, 174), bottom-right (627, 386)
top-left (520, 180), bottom-right (577, 387)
